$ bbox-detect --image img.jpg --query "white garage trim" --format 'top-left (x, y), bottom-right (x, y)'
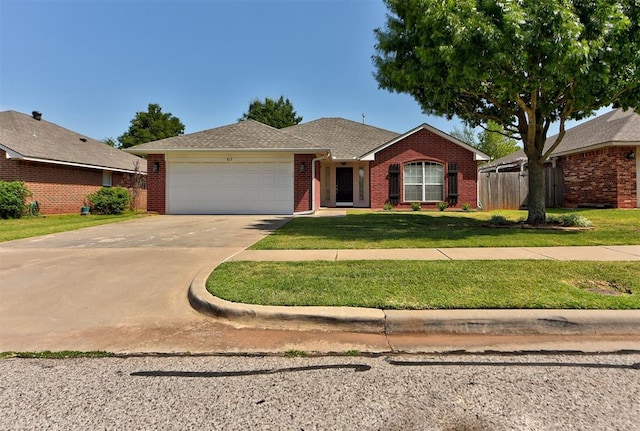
top-left (166, 153), bottom-right (294, 215)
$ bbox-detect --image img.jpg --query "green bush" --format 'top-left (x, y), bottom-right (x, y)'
top-left (488, 214), bottom-right (509, 226)
top-left (462, 203), bottom-right (471, 211)
top-left (437, 201), bottom-right (448, 211)
top-left (411, 202), bottom-right (421, 211)
top-left (548, 213), bottom-right (593, 227)
top-left (383, 202), bottom-right (393, 211)
top-left (0, 181), bottom-right (31, 219)
top-left (87, 187), bottom-right (131, 215)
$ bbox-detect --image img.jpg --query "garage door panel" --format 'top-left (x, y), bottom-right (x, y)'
top-left (167, 161), bottom-right (293, 214)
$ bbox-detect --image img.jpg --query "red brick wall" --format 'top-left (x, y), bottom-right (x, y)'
top-left (146, 154), bottom-right (166, 214)
top-left (370, 128), bottom-right (479, 209)
top-left (563, 146), bottom-right (637, 208)
top-left (293, 154), bottom-right (315, 213)
top-left (0, 150), bottom-right (146, 214)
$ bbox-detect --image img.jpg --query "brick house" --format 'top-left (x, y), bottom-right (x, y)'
top-left (478, 108), bottom-right (640, 209)
top-left (128, 117), bottom-right (489, 215)
top-left (0, 110), bottom-right (147, 214)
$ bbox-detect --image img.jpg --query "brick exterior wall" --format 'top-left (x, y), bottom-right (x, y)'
top-left (0, 149), bottom-right (146, 215)
top-left (293, 154), bottom-right (316, 213)
top-left (562, 146), bottom-right (637, 208)
top-left (146, 154), bottom-right (166, 214)
top-left (369, 128), bottom-right (479, 209)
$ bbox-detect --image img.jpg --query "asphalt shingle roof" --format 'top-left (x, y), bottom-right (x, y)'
top-left (480, 108), bottom-right (640, 169)
top-left (282, 118), bottom-right (399, 159)
top-left (0, 110), bottom-right (145, 173)
top-left (129, 119), bottom-right (328, 153)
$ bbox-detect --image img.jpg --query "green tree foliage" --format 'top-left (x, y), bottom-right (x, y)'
top-left (118, 103), bottom-right (185, 148)
top-left (0, 181), bottom-right (31, 219)
top-left (101, 137), bottom-right (119, 148)
top-left (240, 96), bottom-right (302, 128)
top-left (451, 121), bottom-right (520, 161)
top-left (374, 0), bottom-right (639, 223)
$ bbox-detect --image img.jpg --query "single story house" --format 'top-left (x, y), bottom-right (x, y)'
top-left (478, 108), bottom-right (639, 210)
top-left (128, 117), bottom-right (489, 215)
top-left (0, 110), bottom-right (147, 214)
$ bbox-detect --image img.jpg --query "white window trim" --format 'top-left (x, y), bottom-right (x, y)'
top-left (403, 161), bottom-right (444, 202)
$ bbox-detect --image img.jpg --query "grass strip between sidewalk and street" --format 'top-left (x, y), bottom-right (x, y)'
top-left (0, 212), bottom-right (148, 242)
top-left (250, 209), bottom-right (640, 249)
top-left (207, 260), bottom-right (640, 310)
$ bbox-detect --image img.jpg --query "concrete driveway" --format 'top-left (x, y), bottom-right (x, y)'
top-left (0, 215), bottom-right (306, 353)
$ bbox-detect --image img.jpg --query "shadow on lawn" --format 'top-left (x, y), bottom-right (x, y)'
top-left (271, 212), bottom-right (581, 245)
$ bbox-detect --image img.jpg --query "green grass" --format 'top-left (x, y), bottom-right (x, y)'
top-left (0, 351), bottom-right (114, 359)
top-left (207, 260), bottom-right (640, 309)
top-left (250, 209), bottom-right (640, 249)
top-left (0, 212), bottom-right (148, 242)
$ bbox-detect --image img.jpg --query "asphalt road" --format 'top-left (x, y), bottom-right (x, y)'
top-left (2, 353), bottom-right (639, 430)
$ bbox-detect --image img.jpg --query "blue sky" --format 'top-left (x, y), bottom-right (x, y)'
top-left (1, 0), bottom-right (606, 142)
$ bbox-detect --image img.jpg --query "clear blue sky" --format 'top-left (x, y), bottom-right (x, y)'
top-left (0, 0), bottom-right (605, 142)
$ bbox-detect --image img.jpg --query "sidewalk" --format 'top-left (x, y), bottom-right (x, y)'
top-left (189, 245), bottom-right (640, 337)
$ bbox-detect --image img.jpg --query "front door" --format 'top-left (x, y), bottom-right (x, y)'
top-left (336, 167), bottom-right (353, 205)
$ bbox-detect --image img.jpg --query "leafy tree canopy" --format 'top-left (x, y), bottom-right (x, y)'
top-left (374, 0), bottom-right (639, 223)
top-left (240, 96), bottom-right (303, 128)
top-left (101, 137), bottom-right (119, 148)
top-left (451, 122), bottom-right (521, 161)
top-left (118, 103), bottom-right (185, 148)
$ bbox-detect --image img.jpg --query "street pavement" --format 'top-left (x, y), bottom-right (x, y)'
top-left (2, 353), bottom-right (639, 430)
top-left (1, 215), bottom-right (639, 354)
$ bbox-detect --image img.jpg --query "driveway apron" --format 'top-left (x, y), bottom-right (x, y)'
top-left (0, 215), bottom-right (291, 352)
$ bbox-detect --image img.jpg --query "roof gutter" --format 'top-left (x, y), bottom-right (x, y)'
top-left (4, 153), bottom-right (145, 175)
top-left (126, 147), bottom-right (331, 156)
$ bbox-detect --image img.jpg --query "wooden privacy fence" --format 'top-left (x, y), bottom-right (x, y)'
top-left (478, 164), bottom-right (563, 211)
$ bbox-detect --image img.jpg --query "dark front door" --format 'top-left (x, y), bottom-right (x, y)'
top-left (336, 167), bottom-right (353, 204)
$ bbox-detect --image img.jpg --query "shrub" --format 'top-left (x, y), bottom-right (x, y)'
top-left (87, 187), bottom-right (131, 215)
top-left (383, 201), bottom-right (393, 211)
top-left (488, 214), bottom-right (509, 226)
top-left (548, 213), bottom-right (593, 227)
top-left (0, 181), bottom-right (31, 219)
top-left (437, 201), bottom-right (448, 211)
top-left (461, 203), bottom-right (471, 211)
top-left (411, 202), bottom-right (421, 211)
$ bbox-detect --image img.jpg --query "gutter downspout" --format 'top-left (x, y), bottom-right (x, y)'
top-left (293, 154), bottom-right (330, 216)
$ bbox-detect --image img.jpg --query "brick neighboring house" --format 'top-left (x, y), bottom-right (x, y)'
top-left (479, 108), bottom-right (640, 209)
top-left (0, 110), bottom-right (147, 214)
top-left (128, 117), bottom-right (489, 215)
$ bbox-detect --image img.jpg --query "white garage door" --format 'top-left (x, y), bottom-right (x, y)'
top-left (167, 161), bottom-right (293, 214)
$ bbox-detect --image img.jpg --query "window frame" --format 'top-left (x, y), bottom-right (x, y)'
top-left (403, 161), bottom-right (444, 202)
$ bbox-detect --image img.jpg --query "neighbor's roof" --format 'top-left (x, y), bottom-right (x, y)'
top-left (0, 110), bottom-right (145, 173)
top-left (282, 117), bottom-right (399, 160)
top-left (480, 108), bottom-right (640, 171)
top-left (545, 108), bottom-right (640, 157)
top-left (127, 119), bottom-right (329, 154)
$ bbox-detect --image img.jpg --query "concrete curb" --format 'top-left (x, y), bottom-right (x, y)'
top-left (189, 265), bottom-right (640, 336)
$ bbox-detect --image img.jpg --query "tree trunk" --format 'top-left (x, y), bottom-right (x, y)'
top-left (526, 158), bottom-right (546, 224)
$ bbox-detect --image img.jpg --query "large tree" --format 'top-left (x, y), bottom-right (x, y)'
top-left (240, 96), bottom-right (302, 128)
top-left (374, 0), bottom-right (639, 223)
top-left (118, 103), bottom-right (185, 148)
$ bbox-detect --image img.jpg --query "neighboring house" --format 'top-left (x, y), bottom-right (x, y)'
top-left (478, 108), bottom-right (640, 210)
top-left (128, 117), bottom-right (489, 215)
top-left (0, 110), bottom-right (147, 214)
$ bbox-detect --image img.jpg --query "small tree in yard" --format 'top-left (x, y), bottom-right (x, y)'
top-left (120, 160), bottom-right (145, 211)
top-left (374, 0), bottom-right (640, 224)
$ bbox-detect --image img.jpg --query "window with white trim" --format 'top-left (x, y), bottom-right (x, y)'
top-left (403, 162), bottom-right (443, 202)
top-left (102, 171), bottom-right (112, 187)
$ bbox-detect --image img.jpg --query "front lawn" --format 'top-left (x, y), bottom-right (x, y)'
top-left (207, 260), bottom-right (640, 310)
top-left (251, 209), bottom-right (640, 249)
top-left (0, 212), bottom-right (147, 242)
